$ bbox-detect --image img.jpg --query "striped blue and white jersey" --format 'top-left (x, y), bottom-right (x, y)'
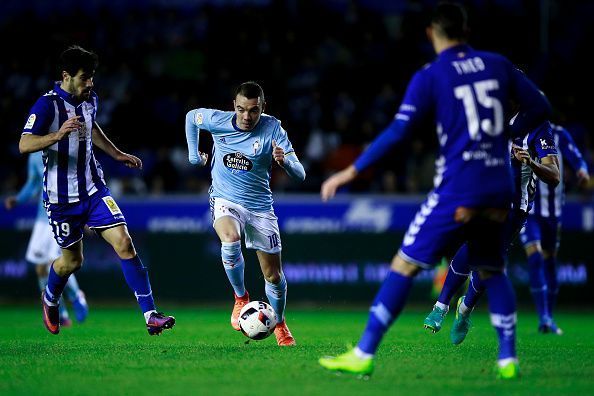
top-left (511, 121), bottom-right (557, 212)
top-left (15, 152), bottom-right (47, 220)
top-left (21, 82), bottom-right (106, 204)
top-left (531, 124), bottom-right (588, 218)
top-left (187, 109), bottom-right (295, 212)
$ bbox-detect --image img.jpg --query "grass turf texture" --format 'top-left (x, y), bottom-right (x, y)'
top-left (1, 306), bottom-right (592, 395)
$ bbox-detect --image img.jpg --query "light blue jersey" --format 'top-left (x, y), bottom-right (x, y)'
top-left (15, 152), bottom-right (47, 220)
top-left (185, 108), bottom-right (304, 212)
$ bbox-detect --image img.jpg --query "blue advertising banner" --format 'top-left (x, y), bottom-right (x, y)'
top-left (2, 194), bottom-right (593, 233)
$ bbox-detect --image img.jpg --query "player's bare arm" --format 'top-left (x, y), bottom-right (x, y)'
top-left (320, 165), bottom-right (358, 202)
top-left (513, 147), bottom-right (560, 186)
top-left (92, 122), bottom-right (142, 169)
top-left (19, 116), bottom-right (82, 154)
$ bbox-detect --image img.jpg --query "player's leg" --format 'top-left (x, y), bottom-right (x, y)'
top-left (89, 190), bottom-right (173, 335)
top-left (99, 224), bottom-right (174, 334)
top-left (213, 198), bottom-right (249, 331)
top-left (520, 216), bottom-right (549, 329)
top-left (43, 242), bottom-right (84, 334)
top-left (424, 244), bottom-right (471, 332)
top-left (320, 194), bottom-right (463, 376)
top-left (540, 217), bottom-right (562, 334)
top-left (467, 212), bottom-right (519, 379)
top-left (245, 207), bottom-right (293, 346)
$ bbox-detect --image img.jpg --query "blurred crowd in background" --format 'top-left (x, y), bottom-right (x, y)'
top-left (1, 0), bottom-right (592, 198)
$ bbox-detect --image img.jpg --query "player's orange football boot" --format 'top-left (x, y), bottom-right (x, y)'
top-left (274, 319), bottom-right (296, 346)
top-left (231, 291), bottom-right (250, 331)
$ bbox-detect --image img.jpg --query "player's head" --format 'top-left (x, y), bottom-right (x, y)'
top-left (59, 45), bottom-right (98, 101)
top-left (427, 2), bottom-right (468, 51)
top-left (233, 81), bottom-right (266, 131)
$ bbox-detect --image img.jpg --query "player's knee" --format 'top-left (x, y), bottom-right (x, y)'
top-left (542, 249), bottom-right (555, 259)
top-left (219, 232), bottom-right (241, 243)
top-left (391, 255), bottom-right (421, 277)
top-left (263, 269), bottom-right (282, 284)
top-left (61, 254), bottom-right (84, 273)
top-left (113, 235), bottom-right (136, 258)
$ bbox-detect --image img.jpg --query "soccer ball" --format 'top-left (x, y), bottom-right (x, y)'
top-left (238, 301), bottom-right (277, 340)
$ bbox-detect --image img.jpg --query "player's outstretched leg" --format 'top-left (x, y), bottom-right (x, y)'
top-left (120, 255), bottom-right (175, 335)
top-left (320, 269), bottom-right (414, 377)
top-left (221, 240), bottom-right (248, 330)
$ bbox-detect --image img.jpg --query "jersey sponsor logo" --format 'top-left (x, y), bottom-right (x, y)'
top-left (223, 152), bottom-right (253, 174)
top-left (195, 112), bottom-right (203, 125)
top-left (25, 114), bottom-right (36, 129)
top-left (102, 196), bottom-right (122, 215)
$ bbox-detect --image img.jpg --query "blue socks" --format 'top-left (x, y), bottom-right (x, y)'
top-left (221, 241), bottom-right (246, 297)
top-left (543, 255), bottom-right (558, 317)
top-left (120, 256), bottom-right (156, 314)
top-left (437, 245), bottom-right (470, 306)
top-left (45, 263), bottom-right (69, 304)
top-left (265, 272), bottom-right (287, 322)
top-left (358, 271), bottom-right (414, 355)
top-left (484, 273), bottom-right (517, 360)
top-left (463, 271), bottom-right (485, 309)
top-left (527, 252), bottom-right (548, 323)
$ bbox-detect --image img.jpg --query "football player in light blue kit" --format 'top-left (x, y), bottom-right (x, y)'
top-left (520, 124), bottom-right (589, 334)
top-left (185, 81), bottom-right (306, 346)
top-left (318, 2), bottom-right (551, 379)
top-left (4, 152), bottom-right (89, 325)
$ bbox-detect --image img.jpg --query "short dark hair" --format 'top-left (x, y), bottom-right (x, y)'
top-left (431, 2), bottom-right (468, 40)
top-left (59, 45), bottom-right (98, 77)
top-left (234, 81), bottom-right (265, 103)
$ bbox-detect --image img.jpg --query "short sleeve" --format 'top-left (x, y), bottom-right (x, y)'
top-left (22, 96), bottom-right (55, 136)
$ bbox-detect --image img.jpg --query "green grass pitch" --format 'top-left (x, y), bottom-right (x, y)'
top-left (1, 305), bottom-right (592, 395)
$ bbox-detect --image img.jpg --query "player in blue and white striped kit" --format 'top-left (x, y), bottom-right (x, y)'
top-left (422, 120), bottom-right (559, 346)
top-left (318, 3), bottom-right (551, 378)
top-left (4, 152), bottom-right (88, 326)
top-left (19, 46), bottom-right (175, 335)
top-left (185, 82), bottom-right (306, 346)
top-left (520, 124), bottom-right (589, 334)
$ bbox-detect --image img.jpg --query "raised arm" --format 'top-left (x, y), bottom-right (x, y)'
top-left (272, 140), bottom-right (305, 181)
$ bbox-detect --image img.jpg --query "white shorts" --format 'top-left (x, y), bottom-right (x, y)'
top-left (26, 220), bottom-right (62, 265)
top-left (212, 197), bottom-right (282, 254)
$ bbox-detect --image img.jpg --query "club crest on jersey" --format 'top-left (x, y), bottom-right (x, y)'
top-left (25, 114), bottom-right (36, 129)
top-left (540, 138), bottom-right (553, 150)
top-left (253, 140), bottom-right (260, 154)
top-left (223, 152), bottom-right (253, 174)
top-left (102, 196), bottom-right (122, 215)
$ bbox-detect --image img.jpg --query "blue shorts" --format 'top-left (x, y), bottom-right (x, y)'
top-left (520, 214), bottom-right (561, 252)
top-left (398, 192), bottom-right (508, 271)
top-left (45, 187), bottom-right (127, 248)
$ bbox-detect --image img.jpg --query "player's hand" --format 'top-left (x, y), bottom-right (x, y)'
top-left (117, 152), bottom-right (143, 169)
top-left (321, 165), bottom-right (358, 202)
top-left (4, 196), bottom-right (17, 210)
top-left (576, 168), bottom-right (590, 188)
top-left (512, 145), bottom-right (530, 164)
top-left (272, 140), bottom-right (285, 166)
top-left (197, 151), bottom-right (209, 166)
top-left (56, 116), bottom-right (83, 140)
